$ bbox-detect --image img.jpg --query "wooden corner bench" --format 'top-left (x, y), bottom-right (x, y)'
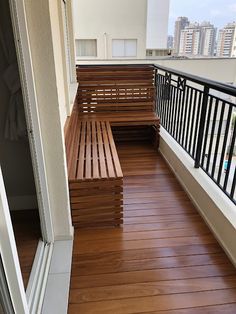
top-left (66, 65), bottom-right (159, 228)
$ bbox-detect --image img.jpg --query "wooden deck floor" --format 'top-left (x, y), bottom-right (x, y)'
top-left (11, 209), bottom-right (40, 288)
top-left (68, 142), bottom-right (236, 313)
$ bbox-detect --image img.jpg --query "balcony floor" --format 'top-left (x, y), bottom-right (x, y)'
top-left (68, 142), bottom-right (236, 313)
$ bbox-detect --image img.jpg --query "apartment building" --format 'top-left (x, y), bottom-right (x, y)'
top-left (179, 23), bottom-right (201, 56)
top-left (200, 22), bottom-right (217, 56)
top-left (217, 22), bottom-right (236, 57)
top-left (173, 16), bottom-right (189, 54)
top-left (167, 35), bottom-right (174, 49)
top-left (232, 28), bottom-right (236, 57)
top-left (179, 22), bottom-right (216, 57)
top-left (73, 0), bottom-right (170, 60)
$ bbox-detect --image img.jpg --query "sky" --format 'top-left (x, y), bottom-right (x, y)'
top-left (168, 0), bottom-right (236, 35)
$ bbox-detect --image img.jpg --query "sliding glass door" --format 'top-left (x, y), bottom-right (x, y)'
top-left (0, 255), bottom-right (14, 314)
top-left (0, 166), bottom-right (29, 313)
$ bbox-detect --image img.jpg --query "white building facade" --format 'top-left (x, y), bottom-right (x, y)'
top-left (73, 0), bottom-right (170, 60)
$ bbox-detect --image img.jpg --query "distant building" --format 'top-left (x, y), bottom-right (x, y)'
top-left (179, 23), bottom-right (201, 56)
top-left (200, 22), bottom-right (217, 56)
top-left (232, 27), bottom-right (236, 57)
top-left (173, 17), bottom-right (189, 54)
top-left (167, 35), bottom-right (174, 49)
top-left (216, 22), bottom-right (236, 57)
top-left (178, 21), bottom-right (216, 57)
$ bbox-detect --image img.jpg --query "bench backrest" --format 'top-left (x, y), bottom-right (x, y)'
top-left (76, 65), bottom-right (156, 113)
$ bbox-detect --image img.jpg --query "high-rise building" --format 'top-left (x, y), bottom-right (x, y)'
top-left (179, 23), bottom-right (201, 56)
top-left (200, 22), bottom-right (217, 56)
top-left (173, 17), bottom-right (189, 54)
top-left (167, 35), bottom-right (174, 49)
top-left (216, 22), bottom-right (236, 57)
top-left (231, 27), bottom-right (236, 57)
top-left (178, 21), bottom-right (216, 57)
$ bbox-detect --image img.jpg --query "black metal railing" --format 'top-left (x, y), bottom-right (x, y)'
top-left (155, 65), bottom-right (236, 204)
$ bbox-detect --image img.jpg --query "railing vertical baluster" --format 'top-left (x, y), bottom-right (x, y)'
top-left (211, 101), bottom-right (225, 178)
top-left (188, 89), bottom-right (197, 156)
top-left (217, 106), bottom-right (232, 184)
top-left (194, 86), bottom-right (209, 168)
top-left (201, 96), bottom-right (213, 168)
top-left (223, 121), bottom-right (236, 191)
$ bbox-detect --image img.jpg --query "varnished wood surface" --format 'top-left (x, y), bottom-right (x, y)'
top-left (67, 120), bottom-right (123, 228)
top-left (68, 142), bottom-right (236, 313)
top-left (10, 210), bottom-right (40, 288)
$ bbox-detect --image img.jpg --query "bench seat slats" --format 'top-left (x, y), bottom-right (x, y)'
top-left (72, 120), bottom-right (123, 181)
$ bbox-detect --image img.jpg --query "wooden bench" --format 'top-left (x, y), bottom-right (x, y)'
top-left (66, 117), bottom-right (123, 228)
top-left (66, 65), bottom-right (159, 228)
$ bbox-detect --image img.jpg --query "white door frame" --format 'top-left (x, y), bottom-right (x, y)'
top-left (8, 0), bottom-right (54, 243)
top-left (0, 167), bottom-right (29, 314)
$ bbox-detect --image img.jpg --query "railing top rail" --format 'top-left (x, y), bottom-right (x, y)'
top-left (154, 64), bottom-right (236, 98)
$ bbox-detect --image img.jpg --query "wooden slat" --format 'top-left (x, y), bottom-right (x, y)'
top-left (91, 121), bottom-right (99, 179)
top-left (96, 121), bottom-right (107, 178)
top-left (69, 289), bottom-right (236, 314)
top-left (106, 122), bottom-right (123, 178)
top-left (70, 277), bottom-right (236, 304)
top-left (76, 121), bottom-right (86, 180)
top-left (85, 121), bottom-right (91, 179)
top-left (101, 121), bottom-right (115, 178)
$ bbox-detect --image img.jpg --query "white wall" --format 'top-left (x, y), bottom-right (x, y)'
top-left (24, 0), bottom-right (73, 239)
top-left (160, 129), bottom-right (236, 267)
top-left (146, 0), bottom-right (170, 49)
top-left (73, 0), bottom-right (147, 59)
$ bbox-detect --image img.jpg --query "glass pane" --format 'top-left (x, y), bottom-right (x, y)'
top-left (76, 39), bottom-right (97, 57)
top-left (112, 39), bottom-right (125, 57)
top-left (125, 39), bottom-right (137, 57)
top-left (0, 256), bottom-right (14, 314)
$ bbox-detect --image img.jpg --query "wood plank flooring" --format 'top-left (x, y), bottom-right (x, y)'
top-left (11, 209), bottom-right (41, 288)
top-left (68, 142), bottom-right (236, 313)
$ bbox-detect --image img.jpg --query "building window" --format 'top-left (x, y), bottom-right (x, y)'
top-left (75, 39), bottom-right (97, 57)
top-left (112, 39), bottom-right (137, 57)
top-left (146, 50), bottom-right (153, 56)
